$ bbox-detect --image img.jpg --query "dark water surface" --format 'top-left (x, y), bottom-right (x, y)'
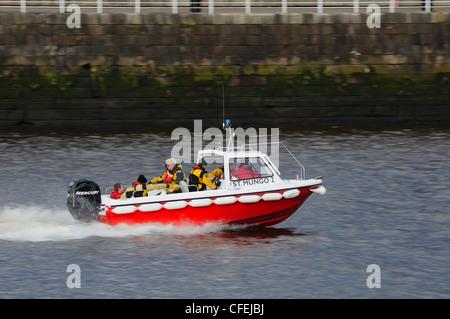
top-left (0, 123), bottom-right (448, 298)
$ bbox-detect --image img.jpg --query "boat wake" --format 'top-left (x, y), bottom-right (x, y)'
top-left (0, 206), bottom-right (226, 243)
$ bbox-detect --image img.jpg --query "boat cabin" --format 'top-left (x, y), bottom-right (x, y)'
top-left (196, 149), bottom-right (282, 189)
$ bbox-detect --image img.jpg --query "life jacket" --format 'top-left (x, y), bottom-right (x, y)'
top-left (167, 164), bottom-right (184, 192)
top-left (110, 190), bottom-right (122, 199)
top-left (217, 166), bottom-right (224, 178)
top-left (188, 165), bottom-right (207, 191)
top-left (208, 166), bottom-right (224, 181)
top-left (231, 164), bottom-right (261, 180)
top-left (162, 163), bottom-right (183, 183)
top-left (163, 172), bottom-right (174, 183)
top-left (124, 182), bottom-right (147, 198)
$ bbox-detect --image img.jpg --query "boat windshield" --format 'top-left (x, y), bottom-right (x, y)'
top-left (201, 155), bottom-right (223, 165)
top-left (229, 157), bottom-right (273, 180)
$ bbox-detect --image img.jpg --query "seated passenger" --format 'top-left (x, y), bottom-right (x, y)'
top-left (123, 175), bottom-right (167, 198)
top-left (123, 175), bottom-right (148, 198)
top-left (150, 158), bottom-right (185, 194)
top-left (189, 159), bottom-right (219, 191)
top-left (110, 183), bottom-right (125, 199)
top-left (231, 162), bottom-right (261, 180)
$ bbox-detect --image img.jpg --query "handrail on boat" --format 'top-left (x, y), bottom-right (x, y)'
top-left (240, 141), bottom-right (306, 180)
top-left (105, 181), bottom-right (199, 198)
top-left (279, 142), bottom-right (306, 180)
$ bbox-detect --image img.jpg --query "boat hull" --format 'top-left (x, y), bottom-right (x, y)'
top-left (100, 187), bottom-right (314, 227)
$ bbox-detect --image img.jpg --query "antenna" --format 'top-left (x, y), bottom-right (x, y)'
top-left (222, 81), bottom-right (225, 129)
top-left (220, 81), bottom-right (233, 150)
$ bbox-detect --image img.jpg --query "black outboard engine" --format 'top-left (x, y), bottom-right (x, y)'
top-left (67, 179), bottom-right (102, 223)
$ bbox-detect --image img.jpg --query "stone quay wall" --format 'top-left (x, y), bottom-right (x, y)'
top-left (0, 12), bottom-right (449, 126)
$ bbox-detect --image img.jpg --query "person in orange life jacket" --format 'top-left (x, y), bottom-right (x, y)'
top-left (189, 159), bottom-right (220, 192)
top-left (231, 161), bottom-right (261, 180)
top-left (150, 158), bottom-right (185, 193)
top-left (110, 183), bottom-right (125, 199)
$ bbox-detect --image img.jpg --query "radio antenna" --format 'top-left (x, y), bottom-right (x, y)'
top-left (220, 81), bottom-right (233, 149)
top-left (222, 81), bottom-right (225, 127)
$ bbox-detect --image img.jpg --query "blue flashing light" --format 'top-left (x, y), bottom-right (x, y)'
top-left (224, 119), bottom-right (231, 128)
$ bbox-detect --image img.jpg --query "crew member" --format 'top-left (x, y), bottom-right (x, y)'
top-left (189, 159), bottom-right (220, 191)
top-left (150, 158), bottom-right (185, 194)
top-left (208, 165), bottom-right (224, 182)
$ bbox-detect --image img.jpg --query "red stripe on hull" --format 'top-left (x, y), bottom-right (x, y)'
top-left (101, 188), bottom-right (312, 227)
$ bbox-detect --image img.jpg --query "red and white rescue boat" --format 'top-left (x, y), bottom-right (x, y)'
top-left (67, 124), bottom-right (326, 227)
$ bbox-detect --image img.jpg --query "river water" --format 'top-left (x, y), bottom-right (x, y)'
top-left (0, 122), bottom-right (448, 299)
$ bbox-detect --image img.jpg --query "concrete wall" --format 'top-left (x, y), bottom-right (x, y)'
top-left (1, 12), bottom-right (449, 126)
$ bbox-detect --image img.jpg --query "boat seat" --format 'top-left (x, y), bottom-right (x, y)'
top-left (179, 181), bottom-right (189, 193)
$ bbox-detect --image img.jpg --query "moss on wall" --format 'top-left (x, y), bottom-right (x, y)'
top-left (1, 12), bottom-right (449, 125)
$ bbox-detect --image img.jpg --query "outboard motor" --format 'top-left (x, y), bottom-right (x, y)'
top-left (67, 179), bottom-right (102, 223)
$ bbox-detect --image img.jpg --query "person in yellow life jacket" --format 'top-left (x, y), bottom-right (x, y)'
top-left (188, 159), bottom-right (220, 192)
top-left (123, 175), bottom-right (148, 198)
top-left (208, 165), bottom-right (224, 185)
top-left (150, 158), bottom-right (185, 194)
top-left (208, 165), bottom-right (224, 180)
top-left (122, 175), bottom-right (166, 198)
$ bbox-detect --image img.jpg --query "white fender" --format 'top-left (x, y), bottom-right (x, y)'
top-left (189, 198), bottom-right (213, 207)
top-left (214, 196), bottom-right (238, 205)
top-left (139, 203), bottom-right (163, 212)
top-left (262, 193), bottom-right (283, 201)
top-left (238, 195), bottom-right (261, 204)
top-left (311, 185), bottom-right (326, 195)
top-left (283, 189), bottom-right (300, 199)
top-left (164, 201), bottom-right (188, 210)
top-left (111, 206), bottom-right (138, 214)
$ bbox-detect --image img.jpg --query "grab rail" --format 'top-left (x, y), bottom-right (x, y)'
top-left (279, 142), bottom-right (305, 180)
top-left (105, 182), bottom-right (199, 197)
top-left (239, 141), bottom-right (305, 180)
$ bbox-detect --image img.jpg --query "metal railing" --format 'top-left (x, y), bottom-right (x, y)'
top-left (1, 0), bottom-right (449, 14)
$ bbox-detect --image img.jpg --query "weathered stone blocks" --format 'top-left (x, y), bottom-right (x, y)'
top-left (0, 12), bottom-right (449, 125)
